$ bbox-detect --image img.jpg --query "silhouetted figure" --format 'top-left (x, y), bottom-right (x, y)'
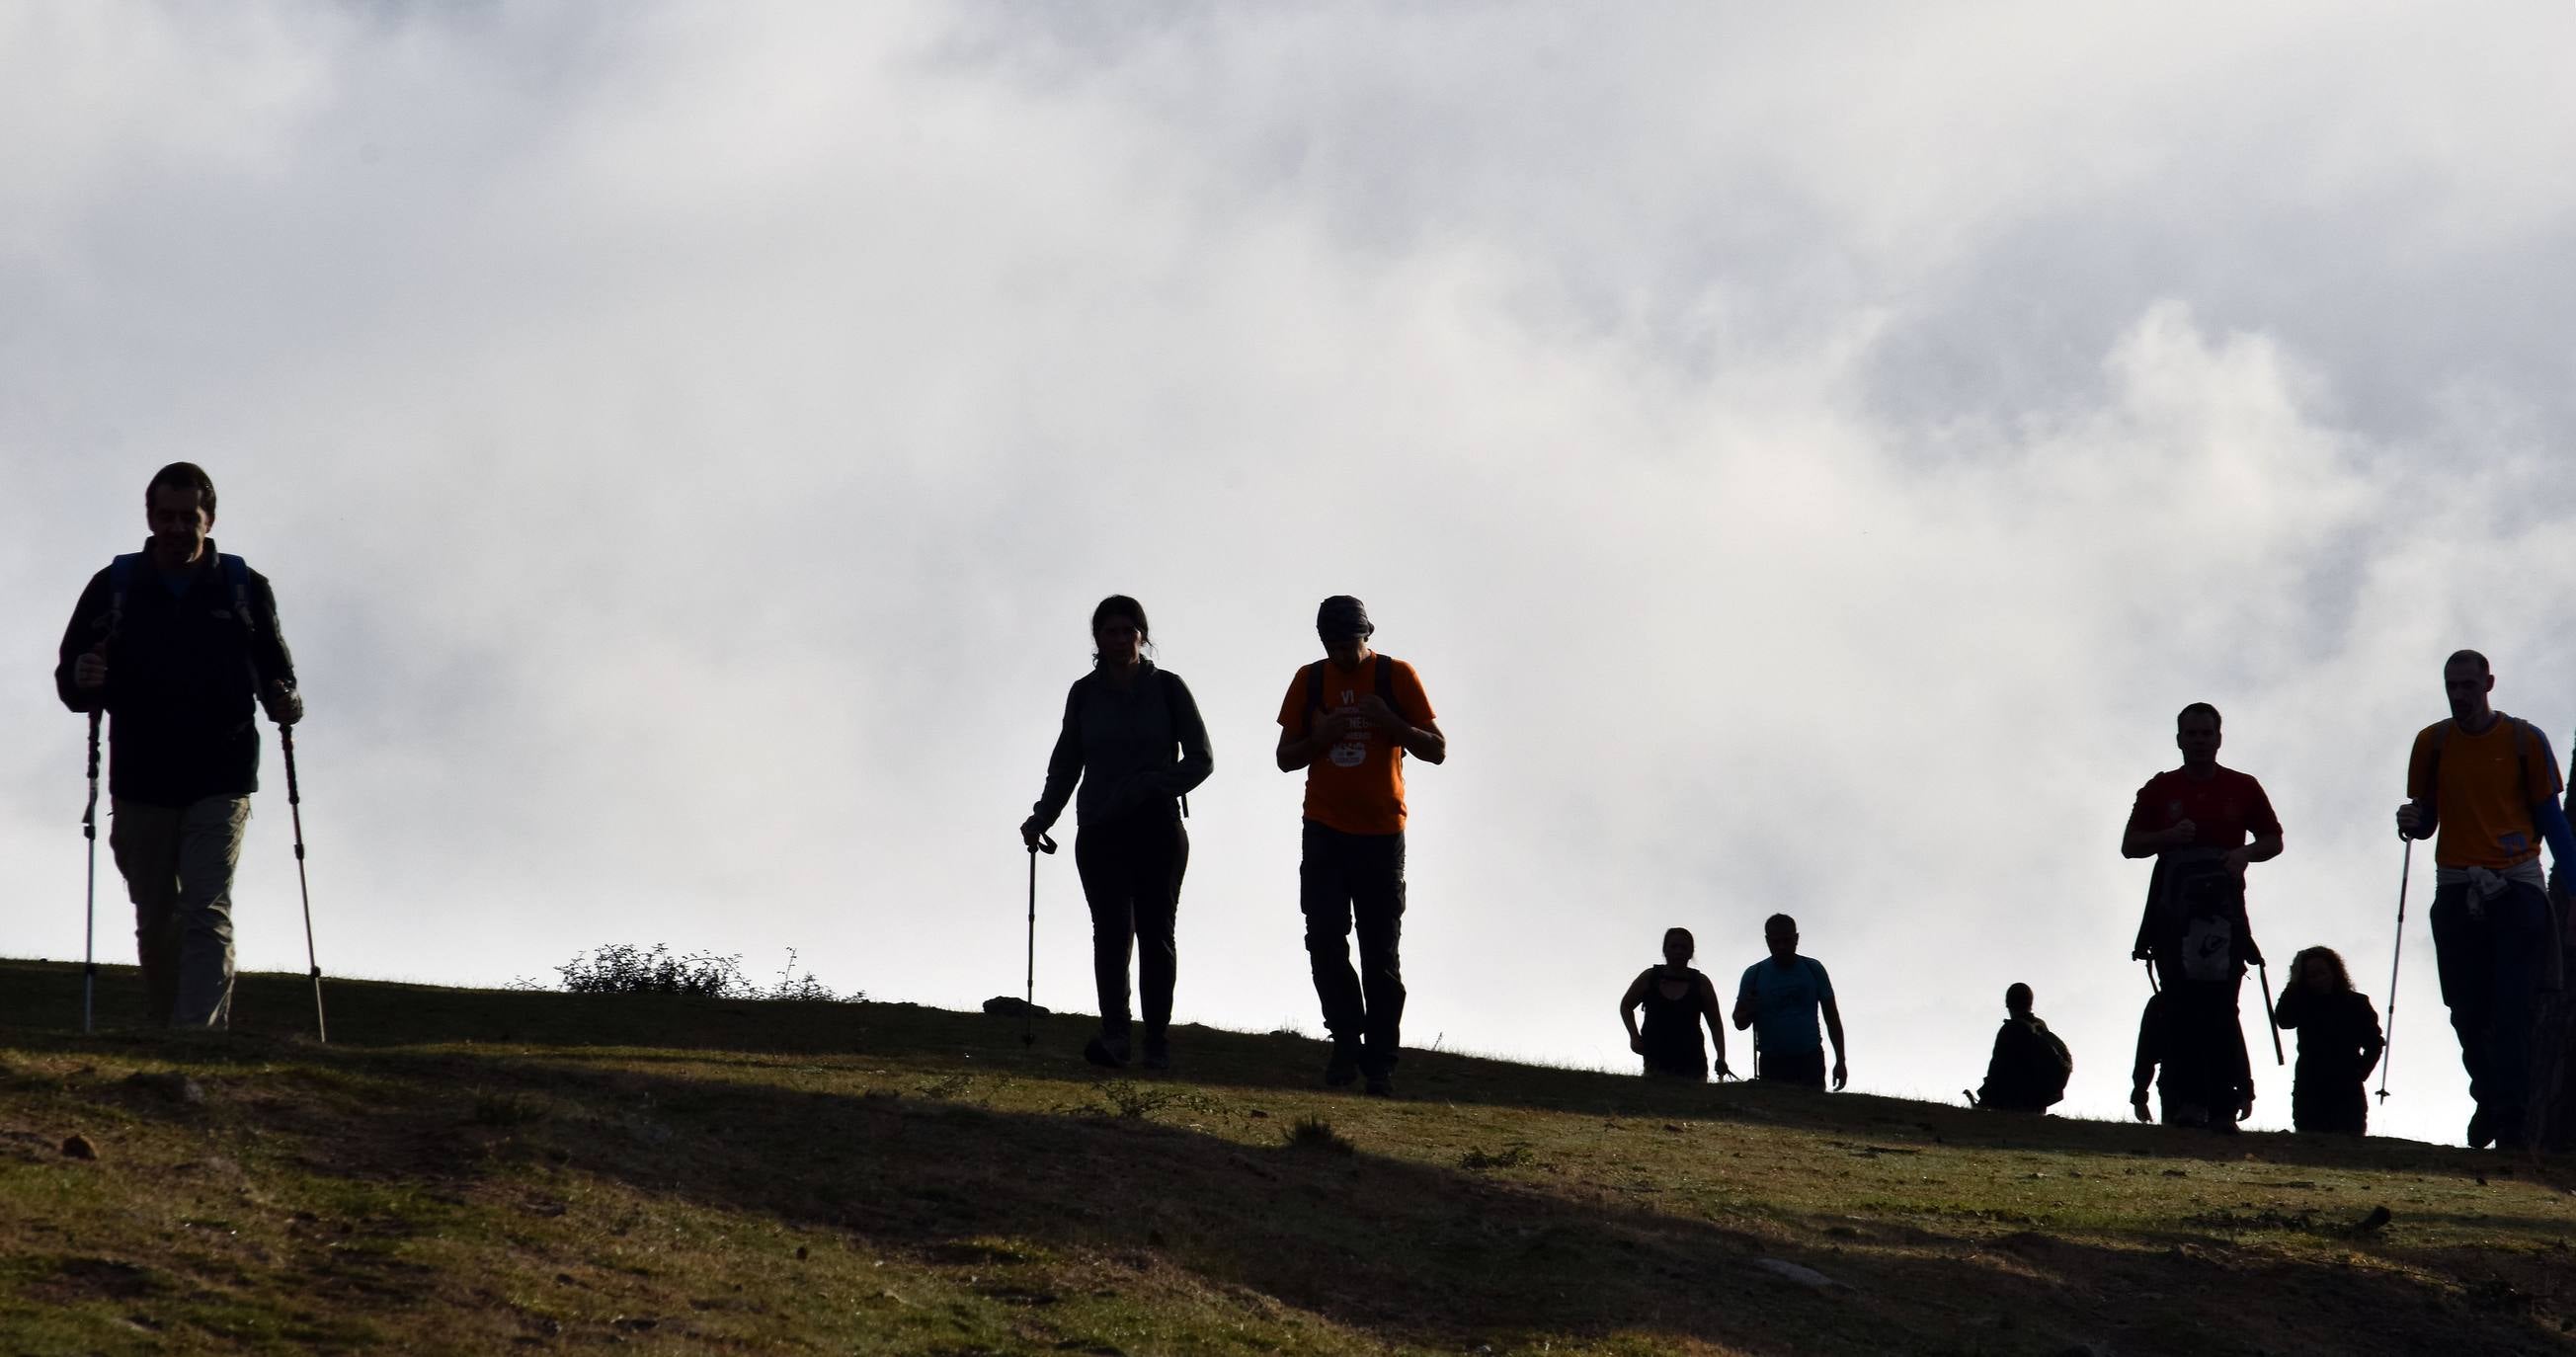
top-left (2132, 988), bottom-right (2254, 1132)
top-left (1274, 596), bottom-right (1445, 1098)
top-left (2271, 946), bottom-right (2383, 1136)
top-left (2395, 650), bottom-right (2576, 1151)
top-left (2126, 703), bottom-right (2281, 996)
top-left (1022, 596), bottom-right (1213, 1071)
top-left (1732, 914), bottom-right (1847, 1089)
top-left (55, 462), bottom-right (302, 1029)
top-left (1619, 927), bottom-right (1732, 1080)
top-left (1974, 984), bottom-right (2071, 1113)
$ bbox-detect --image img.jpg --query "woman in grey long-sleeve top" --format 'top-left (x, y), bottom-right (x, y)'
top-left (1021, 595), bottom-right (1214, 1070)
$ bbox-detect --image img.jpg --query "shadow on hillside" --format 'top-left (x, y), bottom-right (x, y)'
top-left (8, 1019), bottom-right (2568, 1355)
top-left (0, 959), bottom-right (2530, 1186)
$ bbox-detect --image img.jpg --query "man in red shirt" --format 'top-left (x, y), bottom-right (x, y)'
top-left (2124, 703), bottom-right (2283, 993)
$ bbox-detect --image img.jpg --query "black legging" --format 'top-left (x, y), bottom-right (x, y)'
top-left (1075, 809), bottom-right (1188, 1041)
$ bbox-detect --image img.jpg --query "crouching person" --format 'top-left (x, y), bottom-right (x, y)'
top-left (2132, 987), bottom-right (2254, 1133)
top-left (1973, 983), bottom-right (2071, 1113)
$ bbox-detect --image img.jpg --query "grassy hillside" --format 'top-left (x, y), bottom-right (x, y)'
top-left (3, 959), bottom-right (2573, 1355)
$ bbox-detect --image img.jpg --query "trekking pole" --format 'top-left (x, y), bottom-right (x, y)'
top-left (2142, 958), bottom-right (2159, 994)
top-left (2378, 835), bottom-right (2413, 1103)
top-left (1022, 834), bottom-right (1057, 1047)
top-left (279, 725), bottom-right (327, 1043)
top-left (2256, 961), bottom-right (2285, 1066)
top-left (81, 710), bottom-right (103, 1035)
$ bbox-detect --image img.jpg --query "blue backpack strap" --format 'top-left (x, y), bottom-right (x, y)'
top-left (218, 554), bottom-right (259, 637)
top-left (106, 552), bottom-right (145, 639)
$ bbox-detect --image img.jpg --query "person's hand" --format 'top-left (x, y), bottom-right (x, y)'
top-left (2396, 803), bottom-right (2422, 838)
top-left (2132, 946), bottom-right (2152, 962)
top-left (1313, 709), bottom-right (1359, 743)
top-left (1628, 1034), bottom-right (1645, 1056)
top-left (1354, 694), bottom-right (1409, 732)
top-left (2163, 819), bottom-right (2198, 847)
top-left (2237, 1095), bottom-right (2254, 1123)
top-left (2133, 1094), bottom-right (2153, 1124)
top-left (1715, 1061), bottom-right (1736, 1081)
top-left (2222, 846), bottom-right (2251, 879)
top-left (261, 680), bottom-right (302, 726)
top-left (1019, 815), bottom-right (1048, 849)
top-left (73, 643), bottom-right (107, 691)
top-left (1831, 1058), bottom-right (1848, 1091)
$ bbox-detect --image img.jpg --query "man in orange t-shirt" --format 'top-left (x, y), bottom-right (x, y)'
top-left (1275, 596), bottom-right (1445, 1096)
top-left (2395, 649), bottom-right (2574, 1150)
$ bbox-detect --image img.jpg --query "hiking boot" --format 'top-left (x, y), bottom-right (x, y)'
top-left (1084, 1032), bottom-right (1131, 1069)
top-left (1325, 1039), bottom-right (1360, 1087)
top-left (1142, 1035), bottom-right (1171, 1072)
top-left (1364, 1069), bottom-right (1396, 1098)
top-left (2467, 1106), bottom-right (2495, 1150)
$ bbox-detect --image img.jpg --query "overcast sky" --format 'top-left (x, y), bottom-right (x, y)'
top-left (8, 3), bottom-right (2575, 1145)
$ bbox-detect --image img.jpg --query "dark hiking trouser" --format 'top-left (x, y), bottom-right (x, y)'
top-left (1075, 810), bottom-right (1187, 1043)
top-left (110, 795), bottom-right (252, 1029)
top-left (1756, 1047), bottom-right (1826, 1088)
top-left (2430, 880), bottom-right (2550, 1133)
top-left (2292, 1079), bottom-right (2368, 1135)
top-left (1300, 822), bottom-right (1406, 1071)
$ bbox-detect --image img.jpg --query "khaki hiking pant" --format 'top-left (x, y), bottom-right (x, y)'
top-left (110, 795), bottom-right (252, 1029)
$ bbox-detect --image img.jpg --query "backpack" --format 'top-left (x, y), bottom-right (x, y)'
top-left (1301, 655), bottom-right (1401, 736)
top-left (2176, 904), bottom-right (2238, 985)
top-left (2035, 1026), bottom-right (2074, 1103)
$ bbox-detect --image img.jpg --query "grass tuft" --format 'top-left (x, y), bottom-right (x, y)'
top-left (1458, 1143), bottom-right (1537, 1170)
top-left (1283, 1116), bottom-right (1355, 1156)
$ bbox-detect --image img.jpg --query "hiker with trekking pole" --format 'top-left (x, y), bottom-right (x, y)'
top-left (1275, 596), bottom-right (1444, 1098)
top-left (1020, 596), bottom-right (1213, 1072)
top-left (2393, 649), bottom-right (2576, 1151)
top-left (55, 463), bottom-right (306, 1034)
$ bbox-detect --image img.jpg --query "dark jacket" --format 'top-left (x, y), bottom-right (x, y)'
top-left (1977, 1013), bottom-right (2071, 1112)
top-left (2273, 987), bottom-right (2384, 1091)
top-left (55, 541), bottom-right (297, 807)
top-left (1030, 663), bottom-right (1213, 833)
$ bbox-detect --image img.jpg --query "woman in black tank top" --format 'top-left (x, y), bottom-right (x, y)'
top-left (1619, 927), bottom-right (1732, 1079)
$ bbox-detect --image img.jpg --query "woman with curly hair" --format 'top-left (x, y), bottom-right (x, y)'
top-left (2271, 945), bottom-right (2385, 1135)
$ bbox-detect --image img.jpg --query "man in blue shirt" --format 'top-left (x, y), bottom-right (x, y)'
top-left (1732, 914), bottom-right (1848, 1089)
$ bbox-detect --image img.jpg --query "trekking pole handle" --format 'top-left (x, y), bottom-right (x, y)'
top-left (1027, 835), bottom-right (1057, 856)
top-left (280, 724), bottom-right (302, 805)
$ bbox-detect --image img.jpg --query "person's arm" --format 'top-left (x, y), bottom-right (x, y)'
top-left (2398, 730), bottom-right (2439, 839)
top-left (2271, 984), bottom-right (2303, 1030)
top-left (1617, 970), bottom-right (1650, 1053)
top-left (2224, 833), bottom-right (2284, 878)
top-left (1022, 684), bottom-right (1086, 845)
top-left (1153, 674), bottom-right (1214, 798)
top-left (2131, 1000), bottom-right (2158, 1122)
top-left (2527, 728), bottom-right (2576, 867)
top-left (1821, 995), bottom-right (1848, 1090)
top-left (1731, 972), bottom-right (1756, 1031)
top-left (251, 572), bottom-right (301, 725)
top-left (2229, 1020), bottom-right (2255, 1121)
top-left (1977, 1026), bottom-right (2012, 1103)
top-left (1697, 975), bottom-right (1731, 1077)
top-left (2121, 784), bottom-right (2195, 858)
top-left (1354, 696), bottom-right (1444, 763)
top-left (2356, 997), bottom-right (2386, 1083)
top-left (54, 572), bottom-right (112, 714)
top-left (1274, 666), bottom-right (1355, 772)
